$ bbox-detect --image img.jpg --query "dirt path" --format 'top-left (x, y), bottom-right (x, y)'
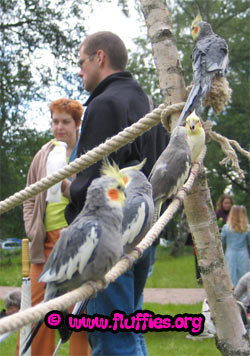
top-left (0, 286), bottom-right (206, 305)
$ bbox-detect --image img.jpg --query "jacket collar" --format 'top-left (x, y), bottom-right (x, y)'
top-left (84, 71), bottom-right (132, 106)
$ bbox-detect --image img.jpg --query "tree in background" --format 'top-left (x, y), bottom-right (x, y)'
top-left (0, 0), bottom-right (94, 237)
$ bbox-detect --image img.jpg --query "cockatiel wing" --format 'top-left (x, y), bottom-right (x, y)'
top-left (150, 149), bottom-right (191, 202)
top-left (122, 195), bottom-right (152, 248)
top-left (195, 35), bottom-right (229, 75)
top-left (39, 219), bottom-right (101, 284)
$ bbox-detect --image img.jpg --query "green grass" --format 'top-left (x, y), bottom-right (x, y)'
top-left (144, 303), bottom-right (220, 356)
top-left (0, 251), bottom-right (22, 286)
top-left (146, 245), bottom-right (200, 288)
top-left (0, 245), bottom-right (217, 356)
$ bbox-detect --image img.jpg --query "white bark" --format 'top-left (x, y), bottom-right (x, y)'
top-left (140, 0), bottom-right (186, 131)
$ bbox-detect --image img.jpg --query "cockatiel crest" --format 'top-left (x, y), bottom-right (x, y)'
top-left (191, 13), bottom-right (203, 40)
top-left (100, 158), bottom-right (126, 191)
top-left (101, 158), bottom-right (146, 187)
top-left (120, 159), bottom-right (146, 186)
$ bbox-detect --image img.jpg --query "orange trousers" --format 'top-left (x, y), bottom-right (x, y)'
top-left (18, 229), bottom-right (91, 356)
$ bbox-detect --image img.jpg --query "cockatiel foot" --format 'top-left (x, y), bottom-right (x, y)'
top-left (86, 280), bottom-right (102, 298)
top-left (134, 246), bottom-right (143, 258)
top-left (122, 253), bottom-right (136, 269)
top-left (181, 186), bottom-right (189, 194)
top-left (123, 246), bottom-right (144, 269)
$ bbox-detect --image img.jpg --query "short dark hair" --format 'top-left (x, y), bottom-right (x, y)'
top-left (81, 31), bottom-right (128, 71)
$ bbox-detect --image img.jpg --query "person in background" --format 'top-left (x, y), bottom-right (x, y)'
top-left (22, 98), bottom-right (90, 356)
top-left (234, 271), bottom-right (250, 314)
top-left (216, 194), bottom-right (234, 229)
top-left (221, 205), bottom-right (250, 287)
top-left (65, 31), bottom-right (169, 356)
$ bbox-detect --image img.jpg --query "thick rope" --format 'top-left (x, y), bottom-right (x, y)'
top-left (0, 103), bottom-right (185, 215)
top-left (0, 147), bottom-right (206, 334)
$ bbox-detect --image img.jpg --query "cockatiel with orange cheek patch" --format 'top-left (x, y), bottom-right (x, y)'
top-left (21, 173), bottom-right (125, 355)
top-left (177, 14), bottom-right (229, 126)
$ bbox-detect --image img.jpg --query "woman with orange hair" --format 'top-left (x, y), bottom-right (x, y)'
top-left (22, 98), bottom-right (90, 355)
top-left (221, 205), bottom-right (250, 286)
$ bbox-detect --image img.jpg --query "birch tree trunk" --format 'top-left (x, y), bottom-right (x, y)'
top-left (140, 0), bottom-right (250, 354)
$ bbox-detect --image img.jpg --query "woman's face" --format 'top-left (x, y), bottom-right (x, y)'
top-left (51, 111), bottom-right (78, 147)
top-left (222, 198), bottom-right (232, 212)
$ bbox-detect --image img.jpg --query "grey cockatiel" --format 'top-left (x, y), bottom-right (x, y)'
top-left (120, 162), bottom-right (154, 254)
top-left (21, 174), bottom-right (125, 355)
top-left (177, 14), bottom-right (229, 126)
top-left (101, 159), bottom-right (154, 254)
top-left (51, 160), bottom-right (154, 354)
top-left (149, 126), bottom-right (191, 221)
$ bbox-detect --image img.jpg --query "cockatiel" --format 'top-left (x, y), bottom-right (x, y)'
top-left (21, 173), bottom-right (126, 355)
top-left (177, 14), bottom-right (229, 126)
top-left (149, 126), bottom-right (191, 221)
top-left (121, 164), bottom-right (154, 254)
top-left (52, 160), bottom-right (154, 354)
top-left (103, 160), bottom-right (155, 254)
top-left (185, 111), bottom-right (206, 163)
top-left (46, 140), bottom-right (67, 203)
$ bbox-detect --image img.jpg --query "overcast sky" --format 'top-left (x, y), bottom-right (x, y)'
top-left (26, 0), bottom-right (147, 131)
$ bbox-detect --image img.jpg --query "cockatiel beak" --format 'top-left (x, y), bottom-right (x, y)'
top-left (188, 120), bottom-right (195, 131)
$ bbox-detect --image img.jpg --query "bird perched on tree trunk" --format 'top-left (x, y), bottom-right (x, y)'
top-left (21, 173), bottom-right (126, 355)
top-left (185, 111), bottom-right (206, 163)
top-left (177, 14), bottom-right (229, 126)
top-left (149, 126), bottom-right (191, 222)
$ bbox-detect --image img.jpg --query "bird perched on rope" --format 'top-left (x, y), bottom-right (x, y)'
top-left (185, 111), bottom-right (206, 163)
top-left (101, 159), bottom-right (154, 254)
top-left (51, 160), bottom-right (154, 354)
top-left (177, 14), bottom-right (229, 126)
top-left (21, 172), bottom-right (126, 355)
top-left (149, 126), bottom-right (191, 222)
top-left (119, 161), bottom-right (154, 254)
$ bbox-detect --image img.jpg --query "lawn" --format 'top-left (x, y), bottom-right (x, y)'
top-left (0, 245), bottom-right (220, 355)
top-left (145, 245), bottom-right (200, 288)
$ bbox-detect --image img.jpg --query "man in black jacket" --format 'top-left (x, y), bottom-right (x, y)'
top-left (65, 31), bottom-right (168, 356)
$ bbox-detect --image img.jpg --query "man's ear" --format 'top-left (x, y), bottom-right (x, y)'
top-left (96, 49), bottom-right (106, 66)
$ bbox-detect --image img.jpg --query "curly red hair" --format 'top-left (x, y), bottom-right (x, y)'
top-left (49, 98), bottom-right (83, 126)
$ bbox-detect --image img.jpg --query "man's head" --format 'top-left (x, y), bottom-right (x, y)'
top-left (78, 31), bottom-right (128, 93)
